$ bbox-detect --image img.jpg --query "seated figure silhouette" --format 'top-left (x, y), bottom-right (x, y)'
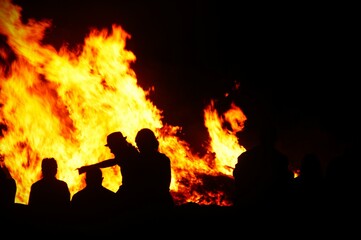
top-left (71, 167), bottom-right (116, 225)
top-left (28, 157), bottom-right (71, 225)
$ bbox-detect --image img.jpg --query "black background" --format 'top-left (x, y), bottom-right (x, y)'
top-left (9, 0), bottom-right (359, 169)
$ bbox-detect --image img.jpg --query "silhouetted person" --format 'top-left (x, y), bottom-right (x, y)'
top-left (0, 162), bottom-right (16, 214)
top-left (292, 153), bottom-right (324, 206)
top-left (77, 131), bottom-right (141, 213)
top-left (291, 153), bottom-right (325, 229)
top-left (135, 128), bottom-right (175, 217)
top-left (1, 157), bottom-right (29, 230)
top-left (233, 121), bottom-right (292, 217)
top-left (324, 137), bottom-right (360, 227)
top-left (71, 168), bottom-right (116, 226)
top-left (28, 157), bottom-right (70, 225)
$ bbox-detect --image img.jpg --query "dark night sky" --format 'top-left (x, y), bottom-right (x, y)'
top-left (9, 0), bottom-right (359, 169)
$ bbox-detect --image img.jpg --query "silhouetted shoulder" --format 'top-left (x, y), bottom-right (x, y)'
top-left (0, 165), bottom-right (17, 210)
top-left (157, 152), bottom-right (171, 162)
top-left (29, 178), bottom-right (70, 206)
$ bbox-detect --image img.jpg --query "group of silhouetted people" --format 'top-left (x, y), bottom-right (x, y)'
top-left (1, 123), bottom-right (359, 235)
top-left (1, 128), bottom-right (175, 235)
top-left (77, 128), bottom-right (174, 219)
top-left (231, 118), bottom-right (360, 235)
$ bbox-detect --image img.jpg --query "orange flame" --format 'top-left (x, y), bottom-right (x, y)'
top-left (0, 0), bottom-right (246, 206)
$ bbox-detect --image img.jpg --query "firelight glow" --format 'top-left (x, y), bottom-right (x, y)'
top-left (0, 0), bottom-right (246, 206)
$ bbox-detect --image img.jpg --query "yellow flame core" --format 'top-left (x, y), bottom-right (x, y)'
top-left (0, 0), bottom-right (246, 206)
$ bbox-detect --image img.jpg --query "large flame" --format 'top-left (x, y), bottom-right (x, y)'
top-left (0, 0), bottom-right (246, 206)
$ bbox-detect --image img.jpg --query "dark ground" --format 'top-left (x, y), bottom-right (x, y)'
top-left (3, 202), bottom-right (357, 238)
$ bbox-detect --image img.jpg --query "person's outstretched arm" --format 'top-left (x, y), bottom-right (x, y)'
top-left (77, 158), bottom-right (117, 174)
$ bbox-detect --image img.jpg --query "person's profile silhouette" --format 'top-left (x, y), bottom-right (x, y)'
top-left (135, 128), bottom-right (175, 214)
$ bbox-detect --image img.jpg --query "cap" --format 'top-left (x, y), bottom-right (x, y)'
top-left (105, 131), bottom-right (127, 147)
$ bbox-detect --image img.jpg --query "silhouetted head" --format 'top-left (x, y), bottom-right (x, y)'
top-left (105, 131), bottom-right (128, 149)
top-left (236, 121), bottom-right (259, 150)
top-left (300, 153), bottom-right (322, 179)
top-left (85, 168), bottom-right (103, 186)
top-left (135, 128), bottom-right (159, 153)
top-left (41, 157), bottom-right (57, 178)
top-left (259, 123), bottom-right (277, 145)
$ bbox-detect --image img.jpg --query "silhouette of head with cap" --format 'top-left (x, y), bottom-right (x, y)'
top-left (105, 131), bottom-right (129, 156)
top-left (105, 131), bottom-right (127, 147)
